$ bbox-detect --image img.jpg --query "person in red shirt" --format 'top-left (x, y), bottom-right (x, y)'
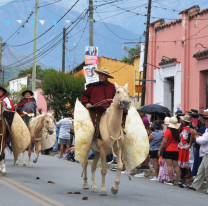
top-left (158, 116), bottom-right (185, 188)
top-left (81, 67), bottom-right (120, 138)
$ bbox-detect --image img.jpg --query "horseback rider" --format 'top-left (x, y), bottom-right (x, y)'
top-left (14, 90), bottom-right (39, 117)
top-left (81, 67), bottom-right (126, 138)
top-left (0, 86), bottom-right (12, 111)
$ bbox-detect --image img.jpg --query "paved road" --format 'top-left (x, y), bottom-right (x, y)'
top-left (0, 150), bottom-right (207, 206)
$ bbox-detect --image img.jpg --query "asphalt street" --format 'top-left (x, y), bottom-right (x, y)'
top-left (0, 149), bottom-right (207, 206)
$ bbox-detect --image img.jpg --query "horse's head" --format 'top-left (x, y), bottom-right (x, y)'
top-left (114, 83), bottom-right (130, 110)
top-left (43, 113), bottom-right (55, 135)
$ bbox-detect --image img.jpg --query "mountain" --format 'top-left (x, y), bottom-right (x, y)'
top-left (0, 0), bottom-right (140, 76)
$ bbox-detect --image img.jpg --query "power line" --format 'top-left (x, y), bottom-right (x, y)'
top-left (5, 11), bottom-right (88, 69)
top-left (9, 0), bottom-right (80, 47)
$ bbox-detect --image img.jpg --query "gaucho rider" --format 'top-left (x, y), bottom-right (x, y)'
top-left (81, 67), bottom-right (126, 138)
top-left (0, 86), bottom-right (12, 111)
top-left (14, 90), bottom-right (39, 121)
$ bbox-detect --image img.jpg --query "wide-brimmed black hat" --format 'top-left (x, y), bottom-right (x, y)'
top-left (186, 109), bottom-right (198, 115)
top-left (22, 90), bottom-right (34, 97)
top-left (152, 120), bottom-right (162, 129)
top-left (0, 86), bottom-right (7, 95)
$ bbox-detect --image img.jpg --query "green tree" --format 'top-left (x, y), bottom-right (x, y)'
top-left (41, 71), bottom-right (85, 115)
top-left (18, 65), bottom-right (56, 78)
top-left (122, 43), bottom-right (141, 64)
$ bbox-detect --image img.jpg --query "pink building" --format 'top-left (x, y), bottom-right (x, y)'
top-left (35, 87), bottom-right (52, 113)
top-left (145, 5), bottom-right (208, 114)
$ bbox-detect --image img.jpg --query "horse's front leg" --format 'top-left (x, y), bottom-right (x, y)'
top-left (33, 140), bottom-right (41, 163)
top-left (28, 143), bottom-right (33, 167)
top-left (100, 148), bottom-right (107, 196)
top-left (91, 151), bottom-right (100, 192)
top-left (111, 148), bottom-right (122, 195)
top-left (0, 151), bottom-right (6, 175)
top-left (83, 161), bottom-right (89, 189)
top-left (15, 154), bottom-right (20, 165)
top-left (22, 151), bottom-right (26, 166)
top-left (0, 160), bottom-right (1, 173)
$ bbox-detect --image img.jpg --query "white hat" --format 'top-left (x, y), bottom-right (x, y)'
top-left (168, 116), bottom-right (180, 129)
top-left (164, 117), bottom-right (170, 125)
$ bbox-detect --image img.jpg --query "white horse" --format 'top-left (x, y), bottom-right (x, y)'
top-left (15, 113), bottom-right (55, 167)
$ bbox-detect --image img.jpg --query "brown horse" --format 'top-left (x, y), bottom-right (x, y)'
top-left (0, 101), bottom-right (11, 175)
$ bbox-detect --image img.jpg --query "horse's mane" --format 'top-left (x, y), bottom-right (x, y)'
top-left (29, 113), bottom-right (53, 136)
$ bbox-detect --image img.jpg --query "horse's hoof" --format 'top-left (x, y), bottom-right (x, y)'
top-left (100, 189), bottom-right (107, 196)
top-left (33, 160), bottom-right (37, 163)
top-left (83, 183), bottom-right (89, 189)
top-left (15, 161), bottom-right (19, 165)
top-left (23, 163), bottom-right (26, 166)
top-left (91, 187), bottom-right (98, 193)
top-left (2, 170), bottom-right (6, 175)
top-left (28, 164), bottom-right (33, 168)
top-left (111, 186), bottom-right (118, 195)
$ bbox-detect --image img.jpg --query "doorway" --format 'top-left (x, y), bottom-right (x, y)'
top-left (164, 77), bottom-right (174, 115)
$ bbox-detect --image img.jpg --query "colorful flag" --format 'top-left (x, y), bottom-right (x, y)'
top-left (39, 20), bottom-right (45, 25)
top-left (16, 20), bottom-right (22, 24)
top-left (6, 20), bottom-right (10, 24)
top-left (30, 20), bottom-right (35, 24)
top-left (53, 20), bottom-right (58, 25)
top-left (66, 20), bottom-right (70, 23)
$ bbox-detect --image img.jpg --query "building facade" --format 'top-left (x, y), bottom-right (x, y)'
top-left (145, 5), bottom-right (208, 114)
top-left (73, 56), bottom-right (139, 97)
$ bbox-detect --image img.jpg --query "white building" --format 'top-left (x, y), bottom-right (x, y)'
top-left (9, 74), bottom-right (42, 92)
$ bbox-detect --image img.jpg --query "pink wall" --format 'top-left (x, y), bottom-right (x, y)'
top-left (146, 7), bottom-right (208, 113)
top-left (35, 87), bottom-right (49, 113)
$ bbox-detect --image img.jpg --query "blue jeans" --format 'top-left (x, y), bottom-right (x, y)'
top-left (53, 134), bottom-right (59, 152)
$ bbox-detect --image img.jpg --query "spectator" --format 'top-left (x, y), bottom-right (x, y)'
top-left (138, 111), bottom-right (150, 169)
top-left (186, 116), bottom-right (208, 194)
top-left (158, 116), bottom-right (185, 188)
top-left (53, 116), bottom-right (59, 153)
top-left (158, 117), bottom-right (176, 182)
top-left (175, 107), bottom-right (183, 115)
top-left (178, 115), bottom-right (192, 179)
top-left (192, 112), bottom-right (206, 177)
top-left (157, 113), bottom-right (166, 133)
top-left (149, 120), bottom-right (163, 181)
top-left (56, 112), bottom-right (73, 159)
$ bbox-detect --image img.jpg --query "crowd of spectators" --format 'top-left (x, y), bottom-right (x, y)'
top-left (109, 108), bottom-right (208, 194)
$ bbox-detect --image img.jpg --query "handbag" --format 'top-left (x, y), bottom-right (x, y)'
top-left (160, 138), bottom-right (174, 157)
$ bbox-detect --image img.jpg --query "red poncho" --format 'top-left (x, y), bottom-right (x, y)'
top-left (81, 81), bottom-right (115, 111)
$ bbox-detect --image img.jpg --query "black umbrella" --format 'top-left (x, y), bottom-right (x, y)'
top-left (137, 104), bottom-right (170, 115)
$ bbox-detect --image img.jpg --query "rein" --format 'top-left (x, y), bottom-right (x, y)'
top-left (91, 99), bottom-right (113, 107)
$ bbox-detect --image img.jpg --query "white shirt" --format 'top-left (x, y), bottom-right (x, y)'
top-left (3, 97), bottom-right (12, 110)
top-left (196, 128), bottom-right (208, 157)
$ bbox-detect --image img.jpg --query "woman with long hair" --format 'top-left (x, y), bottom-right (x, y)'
top-left (92, 47), bottom-right (97, 55)
top-left (158, 116), bottom-right (185, 188)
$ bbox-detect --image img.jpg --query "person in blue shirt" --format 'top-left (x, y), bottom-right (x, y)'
top-left (53, 116), bottom-right (59, 153)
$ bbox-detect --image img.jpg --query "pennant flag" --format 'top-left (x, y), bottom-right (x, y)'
top-left (89, 24), bottom-right (93, 28)
top-left (66, 20), bottom-right (70, 23)
top-left (30, 20), bottom-right (35, 24)
top-left (53, 20), bottom-right (58, 25)
top-left (17, 20), bottom-right (22, 24)
top-left (39, 20), bottom-right (45, 25)
top-left (6, 20), bottom-right (10, 24)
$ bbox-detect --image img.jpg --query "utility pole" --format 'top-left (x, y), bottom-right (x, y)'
top-left (32, 0), bottom-right (39, 91)
top-left (0, 37), bottom-right (2, 84)
top-left (89, 0), bottom-right (94, 46)
top-left (62, 28), bottom-right (66, 72)
top-left (2, 68), bottom-right (4, 84)
top-left (141, 0), bottom-right (152, 106)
